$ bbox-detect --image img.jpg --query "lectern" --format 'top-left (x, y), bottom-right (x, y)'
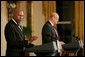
top-left (25, 40), bottom-right (83, 56)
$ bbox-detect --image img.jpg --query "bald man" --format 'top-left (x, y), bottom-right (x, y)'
top-left (4, 8), bottom-right (37, 56)
top-left (37, 12), bottom-right (65, 56)
top-left (42, 12), bottom-right (65, 44)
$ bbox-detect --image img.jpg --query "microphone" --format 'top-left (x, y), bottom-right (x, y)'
top-left (73, 34), bottom-right (80, 40)
top-left (73, 34), bottom-right (83, 48)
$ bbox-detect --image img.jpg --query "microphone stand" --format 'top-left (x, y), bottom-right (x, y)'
top-left (73, 34), bottom-right (84, 56)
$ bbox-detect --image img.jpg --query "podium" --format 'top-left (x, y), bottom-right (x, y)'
top-left (62, 40), bottom-right (84, 56)
top-left (62, 42), bottom-right (80, 56)
top-left (25, 40), bottom-right (83, 56)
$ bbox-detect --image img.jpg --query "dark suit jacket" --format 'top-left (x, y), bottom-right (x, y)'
top-left (36, 21), bottom-right (58, 56)
top-left (42, 21), bottom-right (58, 44)
top-left (4, 19), bottom-right (33, 56)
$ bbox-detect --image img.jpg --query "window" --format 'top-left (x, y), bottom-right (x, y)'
top-left (56, 1), bottom-right (75, 43)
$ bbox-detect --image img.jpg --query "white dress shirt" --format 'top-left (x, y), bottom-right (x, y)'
top-left (49, 20), bottom-right (54, 26)
top-left (12, 18), bottom-right (22, 31)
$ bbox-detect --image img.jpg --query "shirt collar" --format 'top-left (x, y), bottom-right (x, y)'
top-left (49, 20), bottom-right (54, 26)
top-left (12, 18), bottom-right (18, 25)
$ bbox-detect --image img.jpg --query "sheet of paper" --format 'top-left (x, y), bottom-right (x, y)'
top-left (53, 41), bottom-right (57, 51)
top-left (57, 40), bottom-right (62, 53)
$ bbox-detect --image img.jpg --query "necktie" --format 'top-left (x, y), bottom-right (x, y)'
top-left (53, 26), bottom-right (59, 40)
top-left (53, 26), bottom-right (62, 53)
top-left (17, 23), bottom-right (23, 31)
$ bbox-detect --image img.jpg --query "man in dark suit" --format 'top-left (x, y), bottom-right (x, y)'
top-left (4, 8), bottom-right (37, 56)
top-left (40, 12), bottom-right (65, 56)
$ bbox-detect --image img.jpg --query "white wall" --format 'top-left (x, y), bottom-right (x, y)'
top-left (29, 1), bottom-right (45, 56)
top-left (32, 1), bottom-right (45, 45)
top-left (1, 1), bottom-right (8, 56)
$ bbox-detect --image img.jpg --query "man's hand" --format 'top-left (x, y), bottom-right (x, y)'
top-left (29, 36), bottom-right (38, 44)
top-left (60, 41), bottom-right (65, 45)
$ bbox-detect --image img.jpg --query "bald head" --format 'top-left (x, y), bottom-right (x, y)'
top-left (52, 13), bottom-right (59, 18)
top-left (50, 12), bottom-right (59, 24)
top-left (13, 8), bottom-right (24, 23)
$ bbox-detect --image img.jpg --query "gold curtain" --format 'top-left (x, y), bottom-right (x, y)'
top-left (16, 1), bottom-right (20, 8)
top-left (42, 1), bottom-right (56, 22)
top-left (75, 1), bottom-right (84, 43)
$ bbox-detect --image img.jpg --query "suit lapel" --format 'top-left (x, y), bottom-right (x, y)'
top-left (48, 21), bottom-right (57, 40)
top-left (48, 21), bottom-right (56, 34)
top-left (11, 20), bottom-right (24, 40)
top-left (16, 25), bottom-right (24, 40)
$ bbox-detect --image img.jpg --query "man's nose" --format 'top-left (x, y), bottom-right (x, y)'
top-left (21, 16), bottom-right (23, 19)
